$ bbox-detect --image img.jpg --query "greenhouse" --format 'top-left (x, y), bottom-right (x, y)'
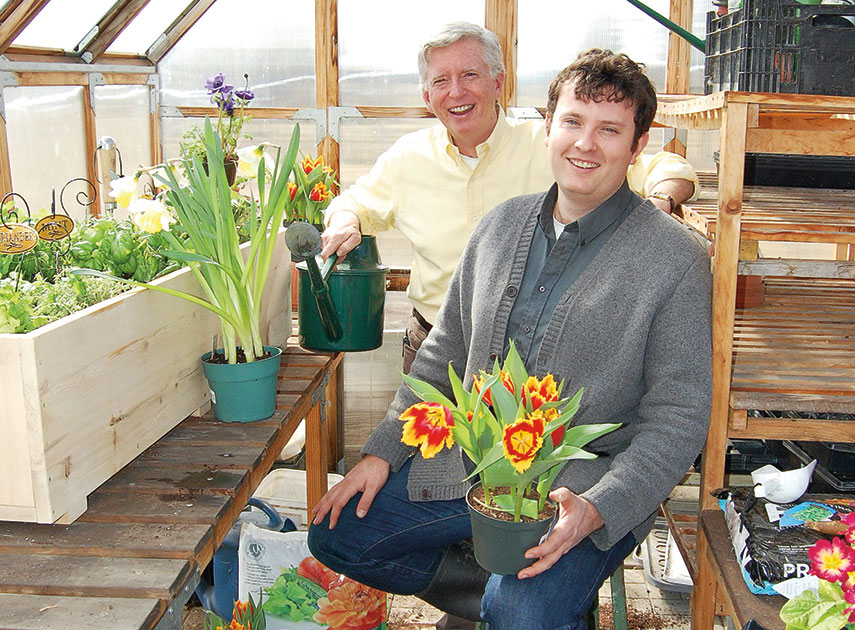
top-left (0, 1), bottom-right (854, 629)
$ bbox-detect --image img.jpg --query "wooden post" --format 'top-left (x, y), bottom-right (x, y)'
top-left (315, 0), bottom-right (339, 174)
top-left (485, 0), bottom-right (517, 109)
top-left (664, 0), bottom-right (693, 157)
top-left (691, 98), bottom-right (748, 630)
top-left (304, 399), bottom-right (328, 520)
top-left (0, 114), bottom-right (12, 197)
top-left (82, 86), bottom-right (100, 218)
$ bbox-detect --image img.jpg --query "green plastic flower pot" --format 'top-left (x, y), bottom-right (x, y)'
top-left (466, 483), bottom-right (556, 575)
top-left (201, 346), bottom-right (282, 422)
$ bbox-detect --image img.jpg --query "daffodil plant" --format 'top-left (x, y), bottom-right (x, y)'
top-left (398, 342), bottom-right (620, 522)
top-left (780, 513), bottom-right (855, 630)
top-left (73, 117), bottom-right (299, 364)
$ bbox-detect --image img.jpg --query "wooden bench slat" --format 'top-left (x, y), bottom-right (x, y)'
top-left (0, 593), bottom-right (162, 630)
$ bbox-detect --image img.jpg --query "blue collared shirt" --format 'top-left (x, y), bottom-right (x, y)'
top-left (505, 181), bottom-right (636, 369)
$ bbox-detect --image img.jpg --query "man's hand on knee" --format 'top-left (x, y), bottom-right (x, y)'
top-left (311, 454), bottom-right (390, 529)
top-left (517, 487), bottom-right (604, 579)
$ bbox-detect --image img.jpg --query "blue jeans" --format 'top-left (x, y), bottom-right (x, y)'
top-left (307, 457), bottom-right (637, 629)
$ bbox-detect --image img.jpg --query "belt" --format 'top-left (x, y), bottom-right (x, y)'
top-left (412, 307), bottom-right (433, 332)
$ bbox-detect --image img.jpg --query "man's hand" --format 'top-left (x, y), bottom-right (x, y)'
top-left (311, 454), bottom-right (390, 529)
top-left (321, 210), bottom-right (362, 261)
top-left (517, 487), bottom-right (604, 579)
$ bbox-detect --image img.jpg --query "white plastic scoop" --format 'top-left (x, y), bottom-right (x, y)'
top-left (751, 460), bottom-right (817, 504)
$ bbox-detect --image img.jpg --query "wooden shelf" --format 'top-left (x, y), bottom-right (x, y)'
top-left (680, 183), bottom-right (855, 245)
top-left (655, 91), bottom-right (855, 630)
top-left (729, 277), bottom-right (855, 418)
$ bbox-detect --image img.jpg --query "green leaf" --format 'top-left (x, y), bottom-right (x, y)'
top-left (489, 373), bottom-right (520, 426)
top-left (448, 362), bottom-right (468, 409)
top-left (503, 340), bottom-right (529, 396)
top-left (558, 423), bottom-right (621, 449)
top-left (780, 588), bottom-right (849, 630)
top-left (491, 492), bottom-right (540, 519)
top-left (401, 372), bottom-right (457, 410)
top-left (466, 442), bottom-right (506, 479)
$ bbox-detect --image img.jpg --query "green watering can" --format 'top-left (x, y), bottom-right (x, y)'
top-left (285, 221), bottom-right (389, 352)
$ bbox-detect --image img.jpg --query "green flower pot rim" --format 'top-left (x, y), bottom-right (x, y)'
top-left (200, 345), bottom-right (283, 364)
top-left (465, 482), bottom-right (558, 530)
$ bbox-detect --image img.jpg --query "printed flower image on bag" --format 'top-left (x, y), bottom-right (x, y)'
top-left (239, 525), bottom-right (388, 630)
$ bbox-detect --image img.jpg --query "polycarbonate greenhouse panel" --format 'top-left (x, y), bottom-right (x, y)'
top-left (337, 0), bottom-right (483, 106)
top-left (516, 0), bottom-right (711, 105)
top-left (11, 0), bottom-right (116, 51)
top-left (158, 0), bottom-right (315, 109)
top-left (159, 118), bottom-right (318, 167)
top-left (338, 117), bottom-right (437, 187)
top-left (5, 86), bottom-right (89, 219)
top-left (93, 85), bottom-right (152, 193)
top-left (107, 0), bottom-right (194, 55)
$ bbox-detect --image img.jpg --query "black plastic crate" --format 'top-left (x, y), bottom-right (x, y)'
top-left (783, 440), bottom-right (855, 492)
top-left (714, 151), bottom-right (855, 188)
top-left (705, 0), bottom-right (855, 95)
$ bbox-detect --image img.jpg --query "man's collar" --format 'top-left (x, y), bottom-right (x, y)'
top-left (443, 105), bottom-right (508, 159)
top-left (539, 181), bottom-right (633, 242)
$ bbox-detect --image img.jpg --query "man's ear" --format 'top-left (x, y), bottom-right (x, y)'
top-left (544, 114), bottom-right (552, 144)
top-left (422, 89), bottom-right (433, 113)
top-left (630, 131), bottom-right (649, 164)
top-left (494, 71), bottom-right (506, 98)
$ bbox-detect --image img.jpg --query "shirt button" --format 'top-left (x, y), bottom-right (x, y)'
top-left (489, 353), bottom-right (499, 361)
top-left (523, 325), bottom-right (532, 333)
top-left (421, 489), bottom-right (431, 500)
top-left (580, 239), bottom-right (587, 246)
top-left (506, 286), bottom-right (518, 297)
top-left (538, 286), bottom-right (546, 293)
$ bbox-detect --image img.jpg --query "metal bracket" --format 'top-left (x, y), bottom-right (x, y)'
top-left (88, 73), bottom-right (106, 111)
top-left (661, 127), bottom-right (688, 149)
top-left (147, 74), bottom-right (160, 115)
top-left (507, 107), bottom-right (543, 120)
top-left (293, 107), bottom-right (327, 146)
top-left (327, 106), bottom-right (363, 144)
top-left (0, 69), bottom-right (19, 121)
top-left (311, 370), bottom-right (331, 424)
top-left (153, 567), bottom-right (201, 630)
top-left (158, 105), bottom-right (185, 119)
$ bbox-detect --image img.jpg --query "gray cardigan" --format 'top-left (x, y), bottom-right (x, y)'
top-left (362, 189), bottom-right (712, 550)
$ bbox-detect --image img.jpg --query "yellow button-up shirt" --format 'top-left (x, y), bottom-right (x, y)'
top-left (326, 111), bottom-right (698, 324)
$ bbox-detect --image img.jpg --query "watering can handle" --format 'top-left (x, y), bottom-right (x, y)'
top-left (321, 252), bottom-right (338, 281)
top-left (247, 497), bottom-right (287, 532)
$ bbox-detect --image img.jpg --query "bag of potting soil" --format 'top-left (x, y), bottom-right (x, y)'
top-left (716, 487), bottom-right (855, 597)
top-left (238, 523), bottom-right (388, 630)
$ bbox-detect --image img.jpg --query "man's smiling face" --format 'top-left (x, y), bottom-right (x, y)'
top-left (422, 37), bottom-right (504, 158)
top-left (545, 81), bottom-right (648, 217)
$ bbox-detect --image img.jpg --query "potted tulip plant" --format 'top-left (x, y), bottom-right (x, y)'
top-left (398, 341), bottom-right (620, 574)
top-left (204, 592), bottom-right (266, 630)
top-left (779, 512), bottom-right (855, 630)
top-left (74, 116), bottom-right (300, 422)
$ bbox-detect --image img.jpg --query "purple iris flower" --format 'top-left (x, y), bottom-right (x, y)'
top-left (234, 88), bottom-right (255, 102)
top-left (220, 95), bottom-right (236, 116)
top-left (205, 72), bottom-right (233, 95)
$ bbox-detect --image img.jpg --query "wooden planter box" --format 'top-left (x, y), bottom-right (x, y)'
top-left (0, 231), bottom-right (292, 523)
